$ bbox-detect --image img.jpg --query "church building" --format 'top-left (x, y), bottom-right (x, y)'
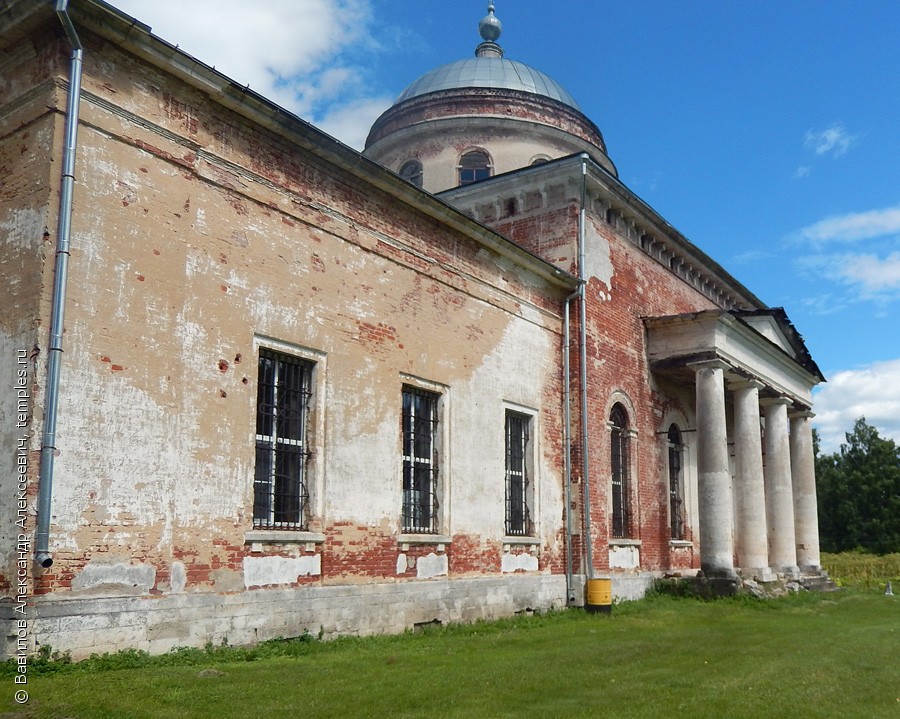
top-left (1, 1), bottom-right (825, 659)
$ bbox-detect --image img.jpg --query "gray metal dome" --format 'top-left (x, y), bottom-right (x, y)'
top-left (393, 56), bottom-right (582, 111)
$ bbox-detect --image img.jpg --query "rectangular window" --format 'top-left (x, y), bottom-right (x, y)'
top-left (611, 439), bottom-right (627, 538)
top-left (254, 349), bottom-right (313, 530)
top-left (505, 410), bottom-right (532, 536)
top-left (401, 386), bottom-right (440, 533)
top-left (610, 414), bottom-right (630, 538)
top-left (668, 441), bottom-right (684, 540)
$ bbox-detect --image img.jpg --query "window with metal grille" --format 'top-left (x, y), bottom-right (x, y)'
top-left (505, 411), bottom-right (532, 536)
top-left (668, 424), bottom-right (685, 540)
top-left (610, 403), bottom-right (630, 538)
top-left (254, 349), bottom-right (313, 530)
top-left (458, 150), bottom-right (491, 186)
top-left (401, 386), bottom-right (439, 533)
top-left (399, 159), bottom-right (423, 187)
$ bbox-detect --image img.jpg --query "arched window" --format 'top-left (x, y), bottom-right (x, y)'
top-left (610, 403), bottom-right (630, 538)
top-left (667, 424), bottom-right (685, 540)
top-left (458, 150), bottom-right (491, 186)
top-left (399, 159), bottom-right (423, 188)
top-left (530, 155), bottom-right (550, 166)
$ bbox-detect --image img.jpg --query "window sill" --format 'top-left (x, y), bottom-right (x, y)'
top-left (398, 534), bottom-right (452, 552)
top-left (609, 538), bottom-right (642, 547)
top-left (502, 536), bottom-right (541, 553)
top-left (669, 539), bottom-right (693, 548)
top-left (245, 530), bottom-right (325, 552)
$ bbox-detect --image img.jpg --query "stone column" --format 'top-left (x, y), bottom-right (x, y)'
top-left (692, 361), bottom-right (735, 577)
top-left (732, 380), bottom-right (771, 579)
top-left (762, 397), bottom-right (798, 576)
top-left (790, 411), bottom-right (821, 572)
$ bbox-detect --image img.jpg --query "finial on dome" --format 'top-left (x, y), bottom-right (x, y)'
top-left (476, 2), bottom-right (503, 58)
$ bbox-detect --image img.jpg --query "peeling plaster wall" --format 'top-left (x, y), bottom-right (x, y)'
top-left (579, 211), bottom-right (718, 573)
top-left (0, 36), bottom-right (61, 591)
top-left (0, 21), bottom-right (573, 656)
top-left (242, 555), bottom-right (321, 589)
top-left (475, 183), bottom-right (721, 578)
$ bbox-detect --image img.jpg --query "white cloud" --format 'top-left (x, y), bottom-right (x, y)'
top-left (794, 204), bottom-right (900, 246)
top-left (800, 292), bottom-right (845, 316)
top-left (804, 123), bottom-right (858, 157)
top-left (111, 0), bottom-right (385, 148)
top-left (731, 249), bottom-right (775, 264)
top-left (813, 359), bottom-right (900, 453)
top-left (316, 96), bottom-right (395, 151)
top-left (793, 165), bottom-right (810, 179)
top-left (798, 251), bottom-right (900, 305)
top-left (840, 252), bottom-right (900, 296)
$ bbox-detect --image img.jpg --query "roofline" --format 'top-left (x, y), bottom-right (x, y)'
top-left (644, 309), bottom-right (825, 385)
top-left (581, 156), bottom-right (767, 310)
top-left (6, 0), bottom-right (579, 294)
top-left (734, 308), bottom-right (825, 383)
top-left (440, 152), bottom-right (766, 310)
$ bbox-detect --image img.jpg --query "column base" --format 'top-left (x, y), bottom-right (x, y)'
top-left (739, 567), bottom-right (777, 583)
top-left (699, 563), bottom-right (738, 580)
top-left (775, 565), bottom-right (801, 580)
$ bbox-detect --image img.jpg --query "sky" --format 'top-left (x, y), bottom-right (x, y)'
top-left (109, 1), bottom-right (900, 452)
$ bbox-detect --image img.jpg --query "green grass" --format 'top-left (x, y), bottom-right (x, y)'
top-left (4, 591), bottom-right (897, 719)
top-left (822, 551), bottom-right (900, 591)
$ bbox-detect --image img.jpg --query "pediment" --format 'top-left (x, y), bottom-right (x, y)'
top-left (644, 308), bottom-right (825, 405)
top-left (739, 314), bottom-right (796, 358)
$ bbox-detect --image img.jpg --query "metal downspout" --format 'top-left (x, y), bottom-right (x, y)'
top-left (35, 1), bottom-right (83, 568)
top-left (562, 290), bottom-right (580, 604)
top-left (578, 154), bottom-right (594, 579)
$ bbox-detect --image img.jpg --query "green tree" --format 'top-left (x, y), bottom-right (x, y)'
top-left (815, 417), bottom-right (900, 554)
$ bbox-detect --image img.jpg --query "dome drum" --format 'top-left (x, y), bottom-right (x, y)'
top-left (366, 87), bottom-right (608, 158)
top-left (363, 3), bottom-right (616, 192)
top-left (366, 115), bottom-right (612, 195)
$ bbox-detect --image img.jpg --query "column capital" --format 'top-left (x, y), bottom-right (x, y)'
top-left (760, 396), bottom-right (792, 409)
top-left (789, 408), bottom-right (816, 420)
top-left (688, 358), bottom-right (731, 373)
top-left (729, 378), bottom-right (765, 392)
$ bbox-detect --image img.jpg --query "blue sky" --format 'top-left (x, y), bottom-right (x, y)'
top-left (110, 1), bottom-right (900, 451)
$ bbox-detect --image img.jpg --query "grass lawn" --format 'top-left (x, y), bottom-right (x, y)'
top-left (3, 590), bottom-right (897, 719)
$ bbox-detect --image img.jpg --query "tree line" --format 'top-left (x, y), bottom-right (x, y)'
top-left (815, 417), bottom-right (900, 555)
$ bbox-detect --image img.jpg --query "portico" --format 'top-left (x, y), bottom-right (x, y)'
top-left (646, 310), bottom-right (825, 580)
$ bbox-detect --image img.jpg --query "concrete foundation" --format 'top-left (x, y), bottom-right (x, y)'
top-left (2, 575), bottom-right (567, 660)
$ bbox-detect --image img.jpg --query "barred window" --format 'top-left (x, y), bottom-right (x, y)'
top-left (610, 403), bottom-right (630, 538)
top-left (505, 411), bottom-right (532, 536)
top-left (668, 424), bottom-right (685, 540)
top-left (254, 349), bottom-right (313, 530)
top-left (399, 159), bottom-right (423, 188)
top-left (401, 386), bottom-right (440, 533)
top-left (458, 150), bottom-right (492, 186)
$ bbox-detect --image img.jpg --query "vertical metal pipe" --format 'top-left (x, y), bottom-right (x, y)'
top-left (36, 1), bottom-right (83, 568)
top-left (562, 291), bottom-right (579, 603)
top-left (578, 155), bottom-right (594, 579)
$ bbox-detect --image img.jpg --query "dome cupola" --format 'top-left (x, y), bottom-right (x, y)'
top-left (364, 4), bottom-right (615, 192)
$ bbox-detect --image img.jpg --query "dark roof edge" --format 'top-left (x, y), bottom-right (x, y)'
top-left (734, 308), bottom-right (826, 383)
top-left (443, 152), bottom-right (766, 310)
top-left (582, 156), bottom-right (767, 310)
top-left (644, 309), bottom-right (825, 384)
